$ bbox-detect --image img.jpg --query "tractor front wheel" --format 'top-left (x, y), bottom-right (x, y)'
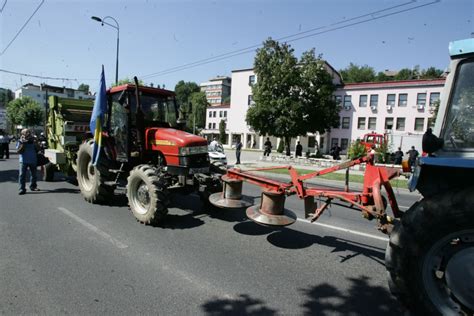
top-left (127, 165), bottom-right (170, 225)
top-left (385, 187), bottom-right (474, 315)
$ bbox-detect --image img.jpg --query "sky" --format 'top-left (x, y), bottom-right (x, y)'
top-left (0, 0), bottom-right (472, 94)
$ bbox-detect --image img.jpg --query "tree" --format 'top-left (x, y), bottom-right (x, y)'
top-left (0, 88), bottom-right (13, 107)
top-left (174, 81), bottom-right (200, 113)
top-left (339, 63), bottom-right (376, 83)
top-left (219, 119), bottom-right (226, 144)
top-left (247, 38), bottom-right (339, 156)
top-left (188, 91), bottom-right (208, 132)
top-left (420, 67), bottom-right (443, 79)
top-left (77, 83), bottom-right (90, 94)
top-left (6, 97), bottom-right (44, 128)
top-left (395, 68), bottom-right (415, 80)
top-left (375, 72), bottom-right (391, 82)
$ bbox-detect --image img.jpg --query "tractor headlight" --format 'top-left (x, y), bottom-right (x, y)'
top-left (179, 145), bottom-right (208, 155)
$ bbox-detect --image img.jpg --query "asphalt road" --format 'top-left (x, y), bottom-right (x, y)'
top-left (0, 147), bottom-right (420, 315)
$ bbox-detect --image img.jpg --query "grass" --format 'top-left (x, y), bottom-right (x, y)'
top-left (249, 166), bottom-right (408, 187)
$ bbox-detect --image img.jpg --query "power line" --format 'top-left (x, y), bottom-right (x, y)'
top-left (140, 0), bottom-right (437, 80)
top-left (0, 68), bottom-right (78, 82)
top-left (1, 0), bottom-right (45, 55)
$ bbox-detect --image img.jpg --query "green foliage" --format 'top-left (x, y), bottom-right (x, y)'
top-left (375, 141), bottom-right (390, 163)
top-left (77, 83), bottom-right (90, 94)
top-left (188, 91), bottom-right (208, 131)
top-left (112, 78), bottom-right (145, 87)
top-left (219, 119), bottom-right (226, 144)
top-left (6, 97), bottom-right (44, 128)
top-left (0, 88), bottom-right (13, 106)
top-left (420, 67), bottom-right (443, 79)
top-left (375, 72), bottom-right (391, 82)
top-left (247, 38), bottom-right (339, 142)
top-left (277, 139), bottom-right (284, 153)
top-left (395, 68), bottom-right (415, 80)
top-left (347, 140), bottom-right (367, 159)
top-left (222, 96), bottom-right (231, 104)
top-left (174, 80), bottom-right (200, 112)
top-left (339, 63), bottom-right (375, 83)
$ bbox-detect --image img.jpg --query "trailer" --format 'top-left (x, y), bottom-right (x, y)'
top-left (43, 96), bottom-right (93, 181)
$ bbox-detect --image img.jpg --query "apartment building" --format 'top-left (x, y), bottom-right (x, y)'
top-left (200, 76), bottom-right (231, 107)
top-left (14, 83), bottom-right (93, 107)
top-left (328, 79), bottom-right (444, 153)
top-left (204, 104), bottom-right (230, 143)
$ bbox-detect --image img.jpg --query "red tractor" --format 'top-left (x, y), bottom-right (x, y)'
top-left (360, 132), bottom-right (386, 150)
top-left (76, 80), bottom-right (223, 224)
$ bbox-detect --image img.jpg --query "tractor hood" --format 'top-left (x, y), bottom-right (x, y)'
top-left (148, 128), bottom-right (208, 147)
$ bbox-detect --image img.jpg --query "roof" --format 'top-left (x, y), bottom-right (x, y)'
top-left (108, 84), bottom-right (175, 97)
top-left (207, 104), bottom-right (230, 109)
top-left (341, 79), bottom-right (445, 90)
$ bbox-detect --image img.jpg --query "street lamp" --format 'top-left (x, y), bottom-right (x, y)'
top-left (91, 15), bottom-right (120, 84)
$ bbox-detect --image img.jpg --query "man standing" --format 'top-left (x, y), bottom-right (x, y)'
top-left (16, 128), bottom-right (40, 194)
top-left (295, 141), bottom-right (303, 157)
top-left (406, 146), bottom-right (419, 172)
top-left (394, 147), bottom-right (404, 165)
top-left (0, 130), bottom-right (9, 159)
top-left (209, 137), bottom-right (218, 151)
top-left (235, 138), bottom-right (242, 165)
top-left (264, 137), bottom-right (272, 157)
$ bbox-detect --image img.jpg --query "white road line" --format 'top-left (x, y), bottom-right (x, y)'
top-left (296, 218), bottom-right (389, 242)
top-left (57, 207), bottom-right (128, 249)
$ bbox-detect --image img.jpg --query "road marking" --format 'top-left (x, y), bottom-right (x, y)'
top-left (57, 207), bottom-right (128, 249)
top-left (296, 218), bottom-right (389, 242)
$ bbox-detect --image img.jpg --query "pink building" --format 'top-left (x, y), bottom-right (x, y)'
top-left (327, 79), bottom-right (445, 153)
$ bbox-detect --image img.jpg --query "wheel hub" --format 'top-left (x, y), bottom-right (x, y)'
top-left (136, 182), bottom-right (150, 210)
top-left (445, 247), bottom-right (474, 310)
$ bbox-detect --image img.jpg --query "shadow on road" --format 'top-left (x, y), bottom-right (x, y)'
top-left (154, 213), bottom-right (205, 229)
top-left (300, 275), bottom-right (404, 316)
top-left (0, 168), bottom-right (18, 183)
top-left (201, 294), bottom-right (277, 315)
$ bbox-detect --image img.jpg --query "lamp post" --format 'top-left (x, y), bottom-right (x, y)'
top-left (91, 15), bottom-right (120, 85)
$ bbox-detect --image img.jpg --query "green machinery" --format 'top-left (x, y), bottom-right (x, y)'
top-left (43, 96), bottom-right (94, 181)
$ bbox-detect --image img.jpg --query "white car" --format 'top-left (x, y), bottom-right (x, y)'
top-left (208, 144), bottom-right (227, 165)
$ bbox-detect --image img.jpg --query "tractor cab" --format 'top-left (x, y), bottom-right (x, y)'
top-left (361, 132), bottom-right (386, 150)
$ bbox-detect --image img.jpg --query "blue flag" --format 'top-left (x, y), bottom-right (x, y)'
top-left (90, 66), bottom-right (107, 166)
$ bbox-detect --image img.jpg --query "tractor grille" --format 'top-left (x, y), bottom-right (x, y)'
top-left (179, 154), bottom-right (210, 168)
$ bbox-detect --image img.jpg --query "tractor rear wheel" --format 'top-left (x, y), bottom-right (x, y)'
top-left (76, 140), bottom-right (114, 203)
top-left (127, 165), bottom-right (170, 225)
top-left (43, 162), bottom-right (55, 182)
top-left (385, 186), bottom-right (474, 315)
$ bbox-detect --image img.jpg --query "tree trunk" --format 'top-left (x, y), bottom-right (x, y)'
top-left (285, 136), bottom-right (291, 156)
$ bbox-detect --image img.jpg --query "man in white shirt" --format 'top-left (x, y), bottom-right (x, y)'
top-left (0, 130), bottom-right (10, 159)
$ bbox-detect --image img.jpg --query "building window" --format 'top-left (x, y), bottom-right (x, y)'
top-left (248, 95), bottom-right (254, 106)
top-left (208, 111), bottom-right (212, 118)
top-left (341, 117), bottom-right (350, 129)
top-left (357, 117), bottom-right (366, 129)
top-left (370, 95), bottom-right (378, 108)
top-left (308, 136), bottom-right (316, 148)
top-left (387, 94), bottom-right (396, 106)
top-left (212, 123), bottom-right (216, 129)
top-left (396, 117), bottom-right (406, 131)
top-left (213, 111), bottom-right (217, 117)
top-left (417, 93), bottom-right (427, 106)
top-left (341, 138), bottom-right (349, 151)
top-left (319, 137), bottom-right (325, 150)
top-left (359, 95), bottom-right (367, 107)
top-left (335, 95), bottom-right (342, 107)
top-left (224, 111), bottom-right (227, 117)
top-left (385, 117), bottom-right (394, 130)
top-left (368, 117), bottom-right (377, 130)
top-left (414, 118), bottom-right (425, 131)
top-left (208, 123), bottom-right (212, 129)
top-left (430, 92), bottom-right (440, 106)
top-left (219, 111), bottom-right (223, 117)
top-left (398, 94), bottom-right (408, 107)
top-left (330, 138), bottom-right (339, 147)
top-left (249, 75), bottom-right (256, 86)
top-left (343, 95), bottom-right (352, 109)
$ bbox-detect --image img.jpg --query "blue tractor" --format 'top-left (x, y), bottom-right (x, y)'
top-left (386, 39), bottom-right (474, 315)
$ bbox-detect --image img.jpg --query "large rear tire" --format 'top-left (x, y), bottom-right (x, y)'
top-left (76, 140), bottom-right (114, 203)
top-left (385, 186), bottom-right (474, 315)
top-left (127, 165), bottom-right (170, 225)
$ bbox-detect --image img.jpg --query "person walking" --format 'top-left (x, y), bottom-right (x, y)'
top-left (235, 138), bottom-right (242, 165)
top-left (16, 128), bottom-right (40, 195)
top-left (263, 137), bottom-right (272, 157)
top-left (295, 141), bottom-right (303, 157)
top-left (0, 130), bottom-right (10, 159)
top-left (406, 146), bottom-right (419, 172)
top-left (394, 147), bottom-right (404, 165)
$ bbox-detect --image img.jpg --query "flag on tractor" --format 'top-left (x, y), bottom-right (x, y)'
top-left (90, 66), bottom-right (107, 166)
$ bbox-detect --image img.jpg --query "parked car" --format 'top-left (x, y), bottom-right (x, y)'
top-left (208, 143), bottom-right (227, 165)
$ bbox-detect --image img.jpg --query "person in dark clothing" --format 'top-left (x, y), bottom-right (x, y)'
top-left (295, 141), bottom-right (303, 157)
top-left (330, 144), bottom-right (341, 160)
top-left (406, 146), bottom-right (419, 171)
top-left (16, 128), bottom-right (40, 194)
top-left (235, 139), bottom-right (242, 164)
top-left (263, 137), bottom-right (272, 157)
top-left (394, 147), bottom-right (404, 165)
top-left (0, 130), bottom-right (10, 159)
